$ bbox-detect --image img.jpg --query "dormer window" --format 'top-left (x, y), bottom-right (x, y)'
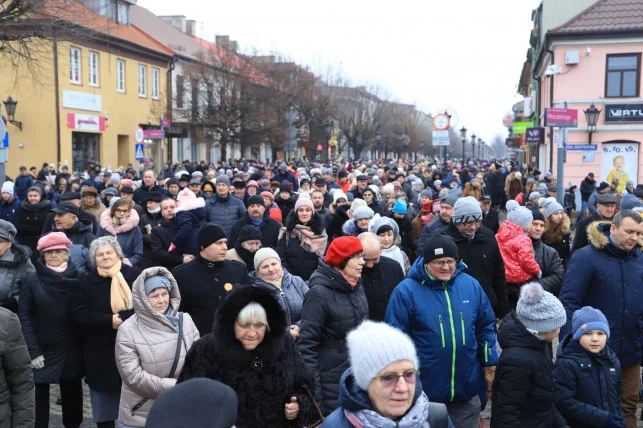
top-left (85, 0), bottom-right (129, 25)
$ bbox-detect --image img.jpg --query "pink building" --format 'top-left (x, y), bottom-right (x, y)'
top-left (534, 0), bottom-right (643, 190)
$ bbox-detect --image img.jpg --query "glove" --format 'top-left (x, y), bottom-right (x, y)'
top-left (31, 355), bottom-right (45, 370)
top-left (168, 243), bottom-right (176, 252)
top-left (607, 413), bottom-right (625, 428)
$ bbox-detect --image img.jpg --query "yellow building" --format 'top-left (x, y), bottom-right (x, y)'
top-left (0, 0), bottom-right (173, 174)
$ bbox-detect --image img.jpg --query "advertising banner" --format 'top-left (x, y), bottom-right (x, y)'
top-left (600, 142), bottom-right (639, 191)
top-left (545, 108), bottom-right (578, 127)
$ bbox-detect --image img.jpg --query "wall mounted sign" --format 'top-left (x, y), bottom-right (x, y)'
top-left (62, 91), bottom-right (102, 112)
top-left (544, 108), bottom-right (578, 127)
top-left (604, 104), bottom-right (643, 123)
top-left (67, 113), bottom-right (105, 132)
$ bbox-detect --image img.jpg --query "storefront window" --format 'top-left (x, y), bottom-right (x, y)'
top-left (72, 132), bottom-right (100, 172)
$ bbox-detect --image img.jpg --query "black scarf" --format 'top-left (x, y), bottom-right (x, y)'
top-left (235, 241), bottom-right (257, 271)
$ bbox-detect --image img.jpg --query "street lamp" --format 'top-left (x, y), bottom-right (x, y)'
top-left (477, 137), bottom-right (482, 160)
top-left (459, 127), bottom-right (467, 161)
top-left (2, 96), bottom-right (22, 131)
top-left (323, 119), bottom-right (334, 162)
top-left (470, 134), bottom-right (476, 161)
top-left (583, 104), bottom-right (601, 145)
top-left (376, 125), bottom-right (381, 160)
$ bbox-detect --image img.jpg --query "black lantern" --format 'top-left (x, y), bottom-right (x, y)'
top-left (583, 104), bottom-right (601, 145)
top-left (2, 96), bottom-right (21, 130)
top-left (459, 126), bottom-right (467, 139)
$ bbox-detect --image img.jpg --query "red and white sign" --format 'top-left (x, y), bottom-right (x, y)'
top-left (502, 113), bottom-right (514, 128)
top-left (432, 114), bottom-right (450, 130)
top-left (544, 108), bottom-right (578, 128)
top-left (135, 126), bottom-right (144, 143)
top-left (143, 129), bottom-right (165, 139)
top-left (67, 113), bottom-right (105, 132)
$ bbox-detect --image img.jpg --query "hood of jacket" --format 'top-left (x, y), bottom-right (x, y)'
top-left (544, 214), bottom-right (571, 242)
top-left (407, 255), bottom-right (467, 290)
top-left (342, 218), bottom-right (366, 237)
top-left (497, 311), bottom-right (544, 351)
top-left (174, 197), bottom-right (206, 214)
top-left (99, 207), bottom-right (140, 235)
top-left (587, 221), bottom-right (643, 257)
top-left (212, 285), bottom-right (287, 366)
top-left (131, 266), bottom-right (181, 331)
top-left (20, 199), bottom-right (52, 212)
top-left (495, 220), bottom-right (525, 245)
top-left (0, 244), bottom-right (31, 268)
top-left (312, 261), bottom-right (361, 294)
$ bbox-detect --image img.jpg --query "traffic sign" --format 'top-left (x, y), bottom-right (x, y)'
top-left (432, 114), bottom-right (450, 130)
top-left (567, 144), bottom-right (597, 151)
top-left (135, 127), bottom-right (144, 144)
top-left (2, 132), bottom-right (8, 148)
top-left (0, 116), bottom-right (5, 142)
top-left (135, 144), bottom-right (145, 160)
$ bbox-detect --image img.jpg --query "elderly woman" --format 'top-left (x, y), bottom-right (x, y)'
top-left (98, 199), bottom-right (143, 267)
top-left (225, 225), bottom-right (263, 272)
top-left (178, 285), bottom-right (315, 427)
top-left (249, 248), bottom-right (309, 340)
top-left (0, 219), bottom-right (35, 312)
top-left (115, 268), bottom-right (200, 428)
top-left (299, 236), bottom-right (369, 415)
top-left (81, 186), bottom-right (107, 222)
top-left (342, 206), bottom-right (374, 237)
top-left (276, 196), bottom-right (327, 281)
top-left (72, 236), bottom-right (141, 428)
top-left (15, 186), bottom-right (52, 259)
top-left (371, 217), bottom-right (410, 274)
top-left (19, 233), bottom-right (83, 428)
top-left (323, 321), bottom-right (453, 427)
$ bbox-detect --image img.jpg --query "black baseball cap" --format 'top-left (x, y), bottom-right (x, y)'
top-left (51, 202), bottom-right (80, 216)
top-left (60, 191), bottom-right (81, 201)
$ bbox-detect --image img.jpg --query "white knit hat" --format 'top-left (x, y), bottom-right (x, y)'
top-left (1, 181), bottom-right (14, 196)
top-left (253, 247), bottom-right (280, 272)
top-left (347, 321), bottom-right (419, 390)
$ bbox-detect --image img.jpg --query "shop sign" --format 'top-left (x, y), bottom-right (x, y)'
top-left (143, 129), bottom-right (165, 139)
top-left (605, 104), bottom-right (643, 123)
top-left (544, 108), bottom-right (578, 127)
top-left (512, 120), bottom-right (534, 135)
top-left (165, 126), bottom-right (188, 138)
top-left (67, 113), bottom-right (105, 132)
top-left (62, 91), bottom-right (102, 112)
top-left (525, 127), bottom-right (545, 144)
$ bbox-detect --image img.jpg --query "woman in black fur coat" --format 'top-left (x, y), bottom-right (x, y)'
top-left (178, 285), bottom-right (315, 428)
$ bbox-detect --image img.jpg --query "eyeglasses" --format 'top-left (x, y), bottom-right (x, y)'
top-left (430, 259), bottom-right (456, 268)
top-left (115, 208), bottom-right (130, 214)
top-left (373, 369), bottom-right (419, 388)
top-left (349, 253), bottom-right (365, 260)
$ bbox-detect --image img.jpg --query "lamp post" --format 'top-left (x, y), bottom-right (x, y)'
top-left (376, 125), bottom-right (381, 160)
top-left (323, 119), bottom-right (334, 162)
top-left (470, 133), bottom-right (476, 161)
top-left (2, 96), bottom-right (22, 131)
top-left (583, 104), bottom-right (601, 145)
top-left (459, 126), bottom-right (467, 161)
top-left (477, 137), bottom-right (482, 160)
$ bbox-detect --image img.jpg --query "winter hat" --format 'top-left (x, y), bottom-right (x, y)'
top-left (279, 183), bottom-right (292, 194)
top-left (352, 206), bottom-right (374, 220)
top-left (373, 178), bottom-right (383, 186)
top-left (110, 172), bottom-right (121, 184)
top-left (528, 191), bottom-right (541, 201)
top-left (268, 207), bottom-right (282, 222)
top-left (529, 207), bottom-right (545, 223)
top-left (278, 162), bottom-right (288, 171)
top-left (37, 232), bottom-right (71, 253)
top-left (452, 196), bottom-right (482, 225)
top-left (144, 275), bottom-right (172, 296)
top-left (423, 234), bottom-right (458, 263)
top-left (215, 175), bottom-right (230, 186)
top-left (333, 191), bottom-right (348, 205)
top-left (237, 225), bottom-right (262, 245)
top-left (61, 191), bottom-right (81, 201)
top-left (246, 195), bottom-right (265, 208)
top-left (146, 192), bottom-right (163, 204)
top-left (177, 188), bottom-right (196, 204)
top-left (253, 247), bottom-right (280, 271)
top-left (506, 200), bottom-right (533, 230)
top-left (247, 180), bottom-right (259, 189)
top-left (260, 191), bottom-right (274, 203)
top-left (145, 378), bottom-right (237, 428)
top-left (620, 193), bottom-right (642, 211)
top-left (294, 195), bottom-right (314, 212)
top-left (516, 282), bottom-right (566, 334)
top-left (1, 181), bottom-right (14, 196)
top-left (0, 219), bottom-right (16, 242)
top-left (197, 223), bottom-right (227, 250)
top-left (347, 320), bottom-right (419, 390)
top-left (82, 187), bottom-right (99, 197)
top-left (337, 170), bottom-right (348, 179)
top-left (105, 188), bottom-right (119, 196)
top-left (433, 179), bottom-right (442, 188)
top-left (371, 217), bottom-right (399, 239)
top-left (108, 197), bottom-right (121, 208)
top-left (120, 186), bottom-right (134, 195)
top-left (165, 178), bottom-right (180, 188)
top-left (392, 200), bottom-right (408, 215)
top-left (598, 181), bottom-right (610, 192)
top-left (420, 189), bottom-right (433, 199)
top-left (325, 236), bottom-right (363, 266)
top-left (542, 197), bottom-right (564, 218)
top-left (572, 306), bottom-right (610, 340)
top-left (349, 199), bottom-right (367, 216)
top-left (441, 193), bottom-right (459, 207)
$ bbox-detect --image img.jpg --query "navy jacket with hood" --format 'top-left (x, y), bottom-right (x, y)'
top-left (559, 222), bottom-right (643, 366)
top-left (385, 257), bottom-right (498, 404)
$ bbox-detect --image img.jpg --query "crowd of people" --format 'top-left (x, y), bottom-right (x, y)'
top-left (0, 157), bottom-right (642, 428)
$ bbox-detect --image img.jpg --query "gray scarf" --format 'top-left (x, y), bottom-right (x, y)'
top-left (345, 392), bottom-right (431, 427)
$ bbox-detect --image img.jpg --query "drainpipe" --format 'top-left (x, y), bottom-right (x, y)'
top-left (166, 56), bottom-right (176, 167)
top-left (547, 49), bottom-right (555, 173)
top-left (53, 37), bottom-right (61, 165)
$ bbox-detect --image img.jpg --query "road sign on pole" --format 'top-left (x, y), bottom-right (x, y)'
top-left (135, 144), bottom-right (145, 161)
top-left (135, 127), bottom-right (144, 144)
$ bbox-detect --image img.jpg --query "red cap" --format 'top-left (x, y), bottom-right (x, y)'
top-left (324, 236), bottom-right (363, 267)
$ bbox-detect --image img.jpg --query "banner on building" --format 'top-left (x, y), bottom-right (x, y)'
top-left (67, 113), bottom-right (106, 132)
top-left (600, 142), bottom-right (639, 191)
top-left (525, 127), bottom-right (545, 144)
top-left (544, 108), bottom-right (578, 127)
top-left (604, 104), bottom-right (643, 123)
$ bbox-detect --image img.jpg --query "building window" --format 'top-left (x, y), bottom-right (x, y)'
top-left (176, 75), bottom-right (184, 108)
top-left (138, 64), bottom-right (147, 97)
top-left (151, 68), bottom-right (160, 99)
top-left (117, 59), bottom-right (125, 93)
top-left (606, 53), bottom-right (641, 98)
top-left (88, 51), bottom-right (99, 87)
top-left (70, 47), bottom-right (81, 84)
top-left (116, 1), bottom-right (129, 24)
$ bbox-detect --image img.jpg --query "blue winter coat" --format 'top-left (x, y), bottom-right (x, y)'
top-left (559, 222), bottom-right (643, 366)
top-left (553, 334), bottom-right (623, 428)
top-left (14, 176), bottom-right (33, 201)
top-left (0, 197), bottom-right (20, 224)
top-left (204, 194), bottom-right (246, 237)
top-left (385, 258), bottom-right (498, 404)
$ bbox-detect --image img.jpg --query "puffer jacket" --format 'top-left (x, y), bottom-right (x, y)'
top-left (98, 209), bottom-right (144, 267)
top-left (298, 261), bottom-right (368, 415)
top-left (0, 244), bottom-right (35, 312)
top-left (341, 218), bottom-right (367, 237)
top-left (15, 199), bottom-right (52, 255)
top-left (491, 311), bottom-right (567, 428)
top-left (559, 222), bottom-right (643, 366)
top-left (172, 197), bottom-right (206, 255)
top-left (386, 258), bottom-right (498, 404)
top-left (532, 238), bottom-right (564, 296)
top-left (553, 334), bottom-right (622, 428)
top-left (204, 193), bottom-right (246, 237)
top-left (0, 197), bottom-right (20, 224)
top-left (0, 307), bottom-right (35, 428)
top-left (496, 220), bottom-right (541, 284)
top-left (249, 268), bottom-right (309, 327)
top-left (115, 267), bottom-right (200, 427)
top-left (276, 213), bottom-right (326, 281)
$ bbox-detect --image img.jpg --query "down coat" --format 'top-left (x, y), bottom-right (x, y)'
top-left (178, 286), bottom-right (315, 428)
top-left (98, 209), bottom-right (144, 267)
top-left (0, 244), bottom-right (35, 312)
top-left (115, 267), bottom-right (200, 427)
top-left (298, 261), bottom-right (368, 415)
top-left (553, 334), bottom-right (623, 428)
top-left (496, 220), bottom-right (541, 284)
top-left (559, 222), bottom-right (643, 366)
top-left (204, 193), bottom-right (246, 237)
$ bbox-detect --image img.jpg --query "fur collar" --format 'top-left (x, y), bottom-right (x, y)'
top-left (543, 214), bottom-right (571, 244)
top-left (174, 197), bottom-right (205, 214)
top-left (99, 207), bottom-right (140, 235)
top-left (585, 220), bottom-right (643, 252)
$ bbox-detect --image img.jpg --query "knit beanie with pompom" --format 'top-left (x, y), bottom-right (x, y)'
top-left (516, 282), bottom-right (566, 334)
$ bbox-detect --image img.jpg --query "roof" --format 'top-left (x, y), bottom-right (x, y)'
top-left (550, 0), bottom-right (643, 34)
top-left (38, 0), bottom-right (173, 56)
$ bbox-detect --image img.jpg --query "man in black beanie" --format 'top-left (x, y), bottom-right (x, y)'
top-left (526, 207), bottom-right (564, 299)
top-left (172, 223), bottom-right (249, 335)
top-left (228, 195), bottom-right (281, 248)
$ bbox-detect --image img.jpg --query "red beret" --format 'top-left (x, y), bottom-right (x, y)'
top-left (37, 232), bottom-right (72, 252)
top-left (269, 207), bottom-right (282, 223)
top-left (324, 236), bottom-right (363, 266)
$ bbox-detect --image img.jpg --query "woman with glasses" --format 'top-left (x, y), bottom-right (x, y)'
top-left (299, 236), bottom-right (369, 415)
top-left (98, 199), bottom-right (143, 267)
top-left (323, 320), bottom-right (454, 427)
top-left (178, 285), bottom-right (315, 427)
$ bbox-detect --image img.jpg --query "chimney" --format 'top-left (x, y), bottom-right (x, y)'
top-left (229, 40), bottom-right (239, 52)
top-left (215, 35), bottom-right (230, 50)
top-left (159, 15), bottom-right (186, 33)
top-left (185, 19), bottom-right (196, 36)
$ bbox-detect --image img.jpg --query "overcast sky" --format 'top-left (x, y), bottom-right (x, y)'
top-left (137, 0), bottom-right (541, 144)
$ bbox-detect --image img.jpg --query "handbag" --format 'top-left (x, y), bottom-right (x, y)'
top-left (428, 402), bottom-right (449, 428)
top-left (301, 383), bottom-right (324, 428)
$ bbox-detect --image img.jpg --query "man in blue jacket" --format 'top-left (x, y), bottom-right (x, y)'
top-left (386, 234), bottom-right (498, 428)
top-left (205, 175), bottom-right (246, 237)
top-left (559, 210), bottom-right (643, 428)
